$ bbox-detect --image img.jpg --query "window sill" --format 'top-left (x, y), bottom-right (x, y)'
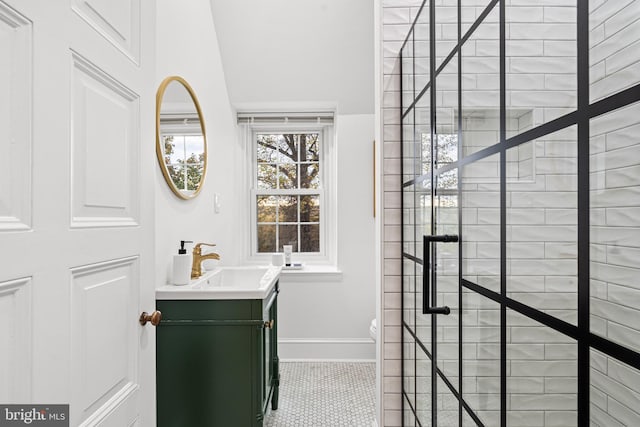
top-left (278, 265), bottom-right (343, 282)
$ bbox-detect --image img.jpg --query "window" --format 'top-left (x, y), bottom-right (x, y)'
top-left (241, 111), bottom-right (336, 263)
top-left (162, 134), bottom-right (205, 192)
top-left (160, 122), bottom-right (205, 194)
top-left (254, 132), bottom-right (322, 253)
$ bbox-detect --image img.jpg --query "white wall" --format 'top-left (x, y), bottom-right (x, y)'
top-left (209, 0), bottom-right (374, 115)
top-left (201, 0), bottom-right (378, 361)
top-left (156, 1), bottom-right (376, 361)
top-left (155, 0), bottom-right (242, 283)
top-left (277, 114), bottom-right (377, 360)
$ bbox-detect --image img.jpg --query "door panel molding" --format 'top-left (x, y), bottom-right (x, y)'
top-left (70, 256), bottom-right (139, 426)
top-left (3, 0), bottom-right (155, 424)
top-left (71, 0), bottom-right (140, 64)
top-left (70, 51), bottom-right (140, 228)
top-left (0, 277), bottom-right (32, 403)
top-left (0, 1), bottom-right (32, 232)
top-left (77, 382), bottom-right (139, 427)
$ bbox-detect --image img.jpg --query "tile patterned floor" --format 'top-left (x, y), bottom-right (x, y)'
top-left (264, 361), bottom-right (376, 427)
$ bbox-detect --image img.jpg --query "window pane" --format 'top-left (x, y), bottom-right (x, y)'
top-left (437, 135), bottom-right (458, 167)
top-left (278, 196), bottom-right (298, 222)
top-left (168, 164), bottom-right (186, 191)
top-left (301, 224), bottom-right (320, 252)
top-left (185, 163), bottom-right (204, 191)
top-left (436, 169), bottom-right (458, 191)
top-left (304, 134), bottom-right (319, 161)
top-left (185, 156), bottom-right (204, 168)
top-left (279, 164), bottom-right (298, 189)
top-left (300, 195), bottom-right (320, 222)
top-left (258, 164), bottom-right (278, 189)
top-left (300, 163), bottom-right (320, 189)
top-left (255, 131), bottom-right (322, 255)
top-left (279, 225), bottom-right (298, 252)
top-left (184, 135), bottom-right (204, 159)
top-left (278, 134), bottom-right (298, 163)
top-left (163, 135), bottom-right (183, 164)
top-left (257, 224), bottom-right (276, 253)
top-left (257, 196), bottom-right (277, 222)
top-left (257, 135), bottom-right (278, 163)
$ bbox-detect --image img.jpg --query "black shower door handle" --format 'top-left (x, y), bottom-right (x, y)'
top-left (423, 234), bottom-right (459, 315)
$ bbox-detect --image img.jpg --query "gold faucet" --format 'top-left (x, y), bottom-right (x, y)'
top-left (191, 243), bottom-right (220, 279)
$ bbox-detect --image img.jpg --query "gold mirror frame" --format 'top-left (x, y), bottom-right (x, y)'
top-left (155, 76), bottom-right (208, 200)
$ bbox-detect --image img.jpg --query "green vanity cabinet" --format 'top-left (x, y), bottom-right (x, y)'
top-left (156, 282), bottom-right (280, 427)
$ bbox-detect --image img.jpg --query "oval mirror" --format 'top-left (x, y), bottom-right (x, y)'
top-left (156, 76), bottom-right (207, 199)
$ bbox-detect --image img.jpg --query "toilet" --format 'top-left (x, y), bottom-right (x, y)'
top-left (369, 318), bottom-right (377, 341)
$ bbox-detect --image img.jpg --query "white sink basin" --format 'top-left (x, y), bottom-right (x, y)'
top-left (156, 266), bottom-right (282, 300)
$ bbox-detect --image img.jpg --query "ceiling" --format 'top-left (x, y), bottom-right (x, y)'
top-left (209, 0), bottom-right (374, 115)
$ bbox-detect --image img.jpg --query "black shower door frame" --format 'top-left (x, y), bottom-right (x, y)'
top-left (399, 0), bottom-right (640, 426)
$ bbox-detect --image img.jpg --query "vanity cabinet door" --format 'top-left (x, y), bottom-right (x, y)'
top-left (156, 289), bottom-right (279, 426)
top-left (156, 299), bottom-right (263, 427)
top-left (262, 284), bottom-right (278, 412)
top-left (263, 311), bottom-right (272, 410)
top-left (269, 288), bottom-right (280, 410)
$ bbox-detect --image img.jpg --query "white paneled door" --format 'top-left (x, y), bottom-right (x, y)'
top-left (0, 1), bottom-right (156, 425)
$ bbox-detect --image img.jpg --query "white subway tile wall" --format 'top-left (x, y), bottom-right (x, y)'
top-left (590, 102), bottom-right (640, 356)
top-left (590, 0), bottom-right (640, 102)
top-left (590, 349), bottom-right (640, 426)
top-left (462, 154), bottom-right (501, 295)
top-left (506, 310), bottom-right (578, 426)
top-left (383, 0), bottom-right (640, 425)
top-left (383, 1), bottom-right (424, 424)
top-left (506, 127), bottom-right (578, 327)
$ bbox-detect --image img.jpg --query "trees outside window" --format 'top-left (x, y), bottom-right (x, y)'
top-left (162, 134), bottom-right (205, 192)
top-left (255, 133), bottom-right (321, 253)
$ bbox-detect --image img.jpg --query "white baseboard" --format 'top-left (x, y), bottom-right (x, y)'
top-left (278, 338), bottom-right (375, 361)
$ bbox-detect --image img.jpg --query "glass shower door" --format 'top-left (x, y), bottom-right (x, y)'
top-left (398, 0), bottom-right (640, 425)
top-left (432, 171), bottom-right (460, 427)
top-left (431, 41), bottom-right (461, 426)
top-left (415, 117), bottom-right (462, 426)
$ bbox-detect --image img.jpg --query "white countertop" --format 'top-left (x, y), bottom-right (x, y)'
top-left (156, 265), bottom-right (281, 300)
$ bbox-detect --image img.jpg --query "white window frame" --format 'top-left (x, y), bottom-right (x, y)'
top-left (241, 121), bottom-right (337, 266)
